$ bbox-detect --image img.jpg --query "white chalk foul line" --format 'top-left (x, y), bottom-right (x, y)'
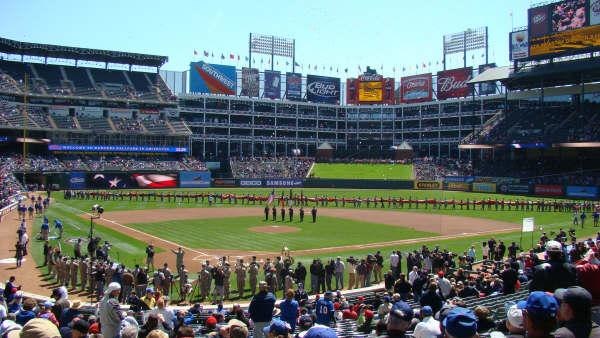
top-left (57, 203), bottom-right (209, 257)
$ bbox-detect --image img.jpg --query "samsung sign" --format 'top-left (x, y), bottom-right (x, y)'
top-left (265, 179), bottom-right (304, 188)
top-left (306, 75), bottom-right (340, 104)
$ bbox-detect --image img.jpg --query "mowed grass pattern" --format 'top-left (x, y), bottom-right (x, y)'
top-left (311, 163), bottom-right (414, 179)
top-left (125, 216), bottom-right (434, 251)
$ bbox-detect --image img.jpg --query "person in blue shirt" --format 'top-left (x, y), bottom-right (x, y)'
top-left (249, 281), bottom-right (276, 338)
top-left (593, 210), bottom-right (599, 227)
top-left (315, 291), bottom-right (335, 325)
top-left (54, 219), bottom-right (63, 239)
top-left (279, 289), bottom-right (299, 331)
top-left (40, 218), bottom-right (50, 240)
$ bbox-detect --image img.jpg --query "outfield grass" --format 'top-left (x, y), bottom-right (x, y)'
top-left (125, 216), bottom-right (434, 251)
top-left (310, 163), bottom-right (414, 180)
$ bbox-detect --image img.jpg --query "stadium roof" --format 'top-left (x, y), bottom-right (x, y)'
top-left (468, 66), bottom-right (510, 84)
top-left (504, 57), bottom-right (600, 90)
top-left (0, 37), bottom-right (168, 68)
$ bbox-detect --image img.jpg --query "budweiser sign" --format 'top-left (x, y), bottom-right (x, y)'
top-left (436, 68), bottom-right (472, 100)
top-left (401, 73), bottom-right (432, 103)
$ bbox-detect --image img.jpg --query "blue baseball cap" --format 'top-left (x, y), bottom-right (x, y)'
top-left (517, 291), bottom-right (558, 318)
top-left (443, 307), bottom-right (477, 338)
top-left (391, 301), bottom-right (413, 321)
top-left (421, 306), bottom-right (433, 317)
top-left (303, 326), bottom-right (338, 338)
top-left (263, 319), bottom-right (291, 336)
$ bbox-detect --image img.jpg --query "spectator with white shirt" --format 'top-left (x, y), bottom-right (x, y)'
top-left (389, 251), bottom-right (399, 278)
top-left (412, 306), bottom-right (441, 338)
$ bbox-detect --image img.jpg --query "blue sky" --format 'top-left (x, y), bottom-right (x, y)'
top-left (1, 0), bottom-right (535, 78)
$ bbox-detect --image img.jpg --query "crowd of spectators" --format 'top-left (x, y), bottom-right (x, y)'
top-left (0, 161), bottom-right (22, 209)
top-left (0, 154), bottom-right (208, 173)
top-left (230, 157), bottom-right (313, 179)
top-left (3, 221), bottom-right (599, 338)
top-left (112, 117), bottom-right (146, 133)
top-left (413, 157), bottom-right (473, 181)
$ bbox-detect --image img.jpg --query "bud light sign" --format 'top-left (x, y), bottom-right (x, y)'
top-left (436, 67), bottom-right (472, 100)
top-left (306, 75), bottom-right (340, 104)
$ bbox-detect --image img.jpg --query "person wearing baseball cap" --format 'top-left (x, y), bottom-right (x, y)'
top-left (387, 301), bottom-right (413, 337)
top-left (303, 326), bottom-right (337, 338)
top-left (529, 240), bottom-right (577, 292)
top-left (413, 306), bottom-right (441, 338)
top-left (262, 318), bottom-right (291, 338)
top-left (442, 307), bottom-right (477, 338)
top-left (518, 291), bottom-right (558, 338)
top-left (554, 286), bottom-right (600, 338)
top-left (296, 314), bottom-right (314, 337)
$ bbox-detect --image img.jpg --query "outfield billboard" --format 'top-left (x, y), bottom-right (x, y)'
top-left (48, 144), bottom-right (188, 153)
top-left (357, 73), bottom-right (383, 103)
top-left (530, 24), bottom-right (600, 57)
top-left (445, 182), bottom-right (471, 191)
top-left (414, 180), bottom-right (442, 190)
top-left (264, 70), bottom-right (281, 99)
top-left (566, 185), bottom-right (599, 198)
top-left (401, 73), bottom-right (432, 103)
top-left (179, 171), bottom-right (211, 188)
top-left (306, 75), bottom-right (340, 104)
top-left (509, 30), bottom-right (529, 60)
top-left (88, 173), bottom-right (177, 189)
top-left (189, 61), bottom-right (236, 95)
top-left (382, 78), bottom-right (395, 104)
top-left (241, 67), bottom-right (259, 97)
top-left (265, 179), bottom-right (304, 188)
top-left (591, 0), bottom-right (600, 25)
top-left (498, 183), bottom-right (531, 194)
top-left (68, 172), bottom-right (86, 189)
top-left (529, 5), bottom-right (550, 38)
top-left (346, 78), bottom-right (358, 104)
top-left (534, 184), bottom-right (564, 196)
top-left (472, 182), bottom-right (497, 193)
top-left (239, 179), bottom-right (263, 187)
top-left (436, 67), bottom-right (472, 100)
top-left (286, 72), bottom-right (302, 101)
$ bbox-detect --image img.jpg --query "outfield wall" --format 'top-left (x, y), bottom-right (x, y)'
top-left (18, 172), bottom-right (600, 199)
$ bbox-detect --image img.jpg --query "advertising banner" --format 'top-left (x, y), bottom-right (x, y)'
top-left (444, 176), bottom-right (475, 183)
top-left (212, 178), bottom-right (237, 187)
top-left (383, 78), bottom-right (396, 104)
top-left (179, 171), bottom-right (211, 188)
top-left (239, 179), bottom-right (263, 187)
top-left (529, 5), bottom-right (550, 38)
top-left (445, 182), bottom-right (471, 191)
top-left (265, 179), bottom-right (304, 188)
top-left (472, 182), bottom-right (497, 193)
top-left (68, 172), bottom-right (86, 190)
top-left (264, 70), bottom-right (281, 99)
top-left (498, 183), bottom-right (531, 194)
top-left (478, 63), bottom-right (497, 95)
top-left (401, 73), bottom-right (432, 103)
top-left (591, 0), bottom-right (600, 25)
top-left (241, 67), bottom-right (259, 97)
top-left (189, 61), bottom-right (236, 95)
top-left (530, 25), bottom-right (600, 57)
top-left (306, 75), bottom-right (340, 104)
top-left (534, 184), bottom-right (564, 196)
top-left (87, 173), bottom-right (177, 189)
top-left (509, 30), bottom-right (529, 60)
top-left (286, 72), bottom-right (302, 101)
top-left (436, 67), bottom-right (472, 100)
top-left (48, 144), bottom-right (188, 153)
top-left (358, 81), bottom-right (383, 102)
top-left (414, 180), bottom-right (442, 190)
top-left (566, 185), bottom-right (599, 198)
top-left (346, 78), bottom-right (358, 104)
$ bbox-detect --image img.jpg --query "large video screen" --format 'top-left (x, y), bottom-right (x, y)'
top-left (528, 0), bottom-right (600, 58)
top-left (358, 81), bottom-right (383, 102)
top-left (551, 0), bottom-right (586, 32)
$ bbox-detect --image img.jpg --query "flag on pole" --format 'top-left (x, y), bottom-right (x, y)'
top-left (230, 54), bottom-right (235, 59)
top-left (204, 51), bottom-right (209, 57)
top-left (193, 50), bottom-right (198, 56)
top-left (267, 189), bottom-right (275, 205)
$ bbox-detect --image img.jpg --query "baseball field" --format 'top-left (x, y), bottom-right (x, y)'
top-left (24, 183), bottom-right (596, 300)
top-left (309, 163), bottom-right (414, 179)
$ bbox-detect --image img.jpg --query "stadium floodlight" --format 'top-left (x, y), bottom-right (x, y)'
top-left (442, 27), bottom-right (488, 69)
top-left (249, 33), bottom-right (296, 71)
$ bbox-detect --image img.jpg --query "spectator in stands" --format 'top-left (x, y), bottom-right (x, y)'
top-left (529, 240), bottom-right (578, 292)
top-left (278, 289), bottom-right (299, 331)
top-left (412, 306), bottom-right (440, 338)
top-left (420, 282), bottom-right (443, 315)
top-left (520, 291), bottom-right (558, 338)
top-left (8, 318), bottom-right (61, 338)
top-left (99, 282), bottom-right (123, 338)
top-left (500, 262), bottom-right (518, 295)
top-left (249, 281), bottom-right (276, 338)
top-left (442, 307), bottom-right (478, 338)
top-left (553, 286), bottom-right (600, 338)
top-left (473, 305), bottom-right (495, 333)
top-left (15, 298), bottom-right (36, 326)
top-left (386, 301), bottom-right (413, 337)
top-left (138, 313), bottom-right (172, 338)
top-left (262, 318), bottom-right (291, 338)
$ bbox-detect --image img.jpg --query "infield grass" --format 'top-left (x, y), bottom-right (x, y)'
top-left (310, 163), bottom-right (414, 180)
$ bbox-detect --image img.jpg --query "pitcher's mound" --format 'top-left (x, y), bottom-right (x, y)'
top-left (249, 225), bottom-right (300, 234)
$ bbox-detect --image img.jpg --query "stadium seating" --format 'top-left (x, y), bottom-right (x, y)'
top-left (230, 157), bottom-right (313, 179)
top-left (0, 60), bottom-right (173, 101)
